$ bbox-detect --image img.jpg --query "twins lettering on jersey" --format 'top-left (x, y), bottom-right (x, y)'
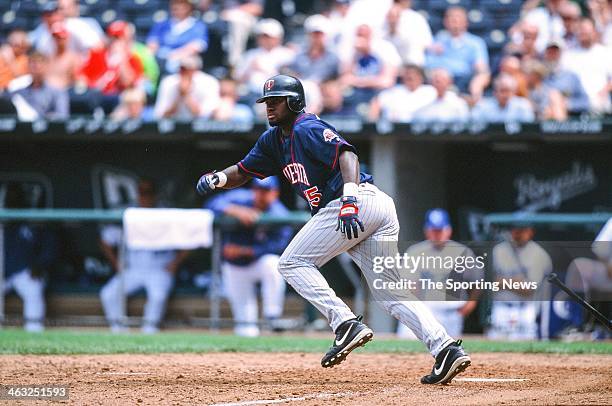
top-left (282, 163), bottom-right (321, 208)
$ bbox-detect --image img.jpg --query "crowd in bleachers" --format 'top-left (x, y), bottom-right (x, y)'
top-left (0, 0), bottom-right (610, 123)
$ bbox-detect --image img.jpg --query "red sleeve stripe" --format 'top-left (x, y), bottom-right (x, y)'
top-left (237, 162), bottom-right (266, 179)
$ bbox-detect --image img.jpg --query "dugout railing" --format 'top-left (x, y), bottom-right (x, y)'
top-left (0, 208), bottom-right (367, 330)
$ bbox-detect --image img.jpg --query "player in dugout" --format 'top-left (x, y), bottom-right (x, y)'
top-left (205, 176), bottom-right (292, 337)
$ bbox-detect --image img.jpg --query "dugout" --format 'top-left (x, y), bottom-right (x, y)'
top-left (0, 118), bottom-right (611, 331)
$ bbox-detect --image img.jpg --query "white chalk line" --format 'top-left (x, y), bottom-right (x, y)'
top-left (96, 372), bottom-right (152, 376)
top-left (455, 378), bottom-right (529, 382)
top-left (208, 390), bottom-right (367, 406)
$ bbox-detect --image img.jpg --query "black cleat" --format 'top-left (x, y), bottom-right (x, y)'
top-left (321, 315), bottom-right (373, 368)
top-left (421, 340), bottom-right (471, 385)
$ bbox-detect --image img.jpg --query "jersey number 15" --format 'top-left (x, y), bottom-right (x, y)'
top-left (304, 186), bottom-right (322, 208)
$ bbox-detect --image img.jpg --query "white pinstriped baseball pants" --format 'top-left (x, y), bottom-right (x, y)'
top-left (278, 183), bottom-right (454, 357)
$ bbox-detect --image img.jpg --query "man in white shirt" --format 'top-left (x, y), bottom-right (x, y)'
top-left (522, 0), bottom-right (565, 53)
top-left (341, 24), bottom-right (402, 109)
top-left (413, 68), bottom-right (469, 123)
top-left (488, 223), bottom-right (552, 340)
top-left (29, 1), bottom-right (103, 58)
top-left (561, 18), bottom-right (612, 113)
top-left (369, 63), bottom-right (435, 122)
top-left (234, 19), bottom-right (295, 96)
top-left (154, 55), bottom-right (220, 120)
top-left (383, 0), bottom-right (433, 66)
top-left (471, 74), bottom-right (535, 123)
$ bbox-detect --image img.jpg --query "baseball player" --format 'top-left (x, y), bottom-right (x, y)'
top-left (488, 222), bottom-right (552, 340)
top-left (99, 179), bottom-right (189, 333)
top-left (196, 74), bottom-right (470, 384)
top-left (205, 176), bottom-right (292, 337)
top-left (2, 184), bottom-right (56, 332)
top-left (397, 209), bottom-right (482, 339)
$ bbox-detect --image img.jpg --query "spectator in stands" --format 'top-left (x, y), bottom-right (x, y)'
top-left (29, 1), bottom-right (103, 59)
top-left (319, 78), bottom-right (356, 117)
top-left (561, 18), bottom-right (612, 113)
top-left (383, 0), bottom-right (432, 66)
top-left (542, 41), bottom-right (591, 114)
top-left (324, 0), bottom-right (351, 48)
top-left (471, 74), bottom-right (535, 123)
top-left (205, 177), bottom-right (291, 337)
top-left (110, 87), bottom-right (154, 122)
top-left (2, 183), bottom-right (57, 332)
top-left (425, 7), bottom-right (490, 103)
top-left (220, 0), bottom-right (264, 67)
top-left (504, 21), bottom-right (540, 63)
top-left (46, 22), bottom-right (81, 91)
top-left (0, 30), bottom-right (30, 92)
top-left (488, 223), bottom-right (552, 340)
top-left (523, 59), bottom-right (568, 121)
top-left (154, 55), bottom-right (220, 120)
top-left (559, 1), bottom-right (582, 49)
top-left (588, 0), bottom-right (612, 46)
top-left (369, 64), bottom-right (436, 122)
top-left (212, 78), bottom-right (254, 123)
top-left (413, 68), bottom-right (470, 123)
top-left (108, 21), bottom-right (160, 97)
top-left (234, 19), bottom-right (295, 98)
top-left (9, 51), bottom-right (69, 121)
top-left (57, 0), bottom-right (104, 37)
top-left (341, 24), bottom-right (401, 110)
top-left (520, 0), bottom-right (566, 53)
top-left (100, 179), bottom-right (190, 333)
top-left (499, 56), bottom-right (529, 98)
top-left (284, 15), bottom-right (339, 83)
top-left (147, 0), bottom-right (209, 74)
top-left (79, 24), bottom-right (145, 112)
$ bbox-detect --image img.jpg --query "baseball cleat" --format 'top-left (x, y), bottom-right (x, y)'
top-left (321, 315), bottom-right (373, 368)
top-left (421, 339), bottom-right (471, 385)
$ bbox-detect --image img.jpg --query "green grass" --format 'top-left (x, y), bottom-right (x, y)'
top-left (0, 329), bottom-right (610, 355)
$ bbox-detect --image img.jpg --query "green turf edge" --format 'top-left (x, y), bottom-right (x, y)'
top-left (0, 329), bottom-right (610, 355)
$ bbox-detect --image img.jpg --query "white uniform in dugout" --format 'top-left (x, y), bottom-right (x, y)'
top-left (489, 236), bottom-right (552, 340)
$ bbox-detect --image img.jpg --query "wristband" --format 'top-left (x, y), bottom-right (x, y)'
top-left (216, 171), bottom-right (228, 187)
top-left (343, 182), bottom-right (359, 197)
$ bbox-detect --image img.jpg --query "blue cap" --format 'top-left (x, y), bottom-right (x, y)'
top-left (252, 176), bottom-right (279, 190)
top-left (424, 209), bottom-right (451, 229)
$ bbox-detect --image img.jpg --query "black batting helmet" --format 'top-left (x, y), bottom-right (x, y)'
top-left (256, 74), bottom-right (306, 113)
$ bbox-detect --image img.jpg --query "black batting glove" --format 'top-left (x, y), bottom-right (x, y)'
top-left (336, 196), bottom-right (365, 240)
top-left (196, 172), bottom-right (220, 196)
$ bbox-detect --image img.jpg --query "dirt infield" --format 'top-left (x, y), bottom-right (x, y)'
top-left (1, 352), bottom-right (611, 405)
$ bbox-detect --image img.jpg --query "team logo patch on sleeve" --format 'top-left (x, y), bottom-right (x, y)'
top-left (323, 128), bottom-right (340, 142)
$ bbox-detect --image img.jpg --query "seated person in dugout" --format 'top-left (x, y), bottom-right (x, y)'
top-left (488, 222), bottom-right (552, 340)
top-left (99, 179), bottom-right (189, 333)
top-left (397, 209), bottom-right (482, 339)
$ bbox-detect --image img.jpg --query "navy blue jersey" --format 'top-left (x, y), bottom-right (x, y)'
top-left (237, 113), bottom-right (373, 214)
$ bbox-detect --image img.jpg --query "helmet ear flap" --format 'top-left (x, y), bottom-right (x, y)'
top-left (287, 95), bottom-right (305, 113)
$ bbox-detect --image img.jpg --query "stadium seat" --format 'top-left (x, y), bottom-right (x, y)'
top-left (80, 0), bottom-right (112, 16)
top-left (1, 12), bottom-right (28, 32)
top-left (117, 0), bottom-right (161, 14)
top-left (480, 0), bottom-right (523, 11)
top-left (94, 9), bottom-right (127, 28)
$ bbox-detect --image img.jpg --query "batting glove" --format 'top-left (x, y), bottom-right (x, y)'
top-left (196, 172), bottom-right (220, 195)
top-left (336, 196), bottom-right (364, 240)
